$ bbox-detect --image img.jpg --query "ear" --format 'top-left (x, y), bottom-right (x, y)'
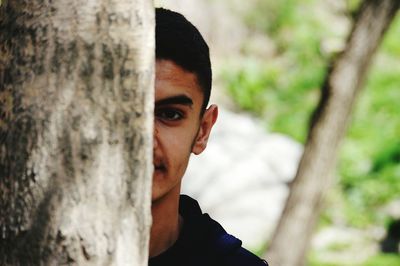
top-left (192, 104), bottom-right (218, 155)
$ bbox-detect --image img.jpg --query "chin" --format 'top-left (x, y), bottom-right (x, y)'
top-left (151, 180), bottom-right (170, 203)
top-left (151, 180), bottom-right (182, 204)
top-left (151, 186), bottom-right (163, 201)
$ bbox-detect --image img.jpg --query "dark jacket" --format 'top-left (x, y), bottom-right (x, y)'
top-left (149, 195), bottom-right (268, 266)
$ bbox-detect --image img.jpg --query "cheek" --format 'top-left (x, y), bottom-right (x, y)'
top-left (157, 124), bottom-right (198, 160)
top-left (168, 132), bottom-right (194, 158)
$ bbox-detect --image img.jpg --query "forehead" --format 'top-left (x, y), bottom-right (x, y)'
top-left (155, 59), bottom-right (203, 103)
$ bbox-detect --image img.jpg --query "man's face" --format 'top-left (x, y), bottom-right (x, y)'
top-left (152, 59), bottom-right (218, 202)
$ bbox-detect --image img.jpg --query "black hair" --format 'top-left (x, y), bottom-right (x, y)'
top-left (155, 8), bottom-right (212, 112)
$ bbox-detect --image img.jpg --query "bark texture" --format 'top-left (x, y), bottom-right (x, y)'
top-left (0, 0), bottom-right (154, 265)
top-left (266, 1), bottom-right (400, 265)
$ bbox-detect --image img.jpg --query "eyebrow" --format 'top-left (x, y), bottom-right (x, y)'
top-left (155, 95), bottom-right (193, 107)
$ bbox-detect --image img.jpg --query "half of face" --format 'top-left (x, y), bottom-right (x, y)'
top-left (152, 59), bottom-right (218, 202)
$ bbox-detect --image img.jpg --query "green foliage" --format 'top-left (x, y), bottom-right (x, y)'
top-left (243, 0), bottom-right (298, 35)
top-left (308, 260), bottom-right (341, 266)
top-left (309, 254), bottom-right (400, 266)
top-left (363, 254), bottom-right (400, 266)
top-left (224, 0), bottom-right (330, 141)
top-left (222, 56), bottom-right (323, 141)
top-left (372, 143), bottom-right (400, 173)
top-left (339, 30), bottom-right (400, 225)
top-left (222, 0), bottom-right (400, 229)
top-left (222, 61), bottom-right (281, 116)
top-left (345, 0), bottom-right (363, 14)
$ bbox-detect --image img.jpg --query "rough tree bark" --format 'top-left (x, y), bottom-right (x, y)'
top-left (0, 0), bottom-right (154, 265)
top-left (266, 1), bottom-right (400, 265)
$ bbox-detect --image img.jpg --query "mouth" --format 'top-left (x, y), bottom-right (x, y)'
top-left (154, 163), bottom-right (166, 172)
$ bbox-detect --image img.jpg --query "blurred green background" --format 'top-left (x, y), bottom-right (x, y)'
top-left (218, 0), bottom-right (399, 265)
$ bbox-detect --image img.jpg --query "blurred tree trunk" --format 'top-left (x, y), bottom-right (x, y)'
top-left (0, 0), bottom-right (154, 265)
top-left (266, 0), bottom-right (400, 265)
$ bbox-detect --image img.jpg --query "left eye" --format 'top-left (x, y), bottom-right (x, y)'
top-left (156, 109), bottom-right (183, 121)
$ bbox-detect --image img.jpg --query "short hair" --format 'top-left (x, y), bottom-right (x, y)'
top-left (155, 8), bottom-right (212, 113)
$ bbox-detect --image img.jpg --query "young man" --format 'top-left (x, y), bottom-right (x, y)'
top-left (149, 8), bottom-right (268, 266)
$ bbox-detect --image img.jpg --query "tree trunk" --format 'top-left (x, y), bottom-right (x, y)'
top-left (0, 0), bottom-right (154, 265)
top-left (266, 1), bottom-right (400, 265)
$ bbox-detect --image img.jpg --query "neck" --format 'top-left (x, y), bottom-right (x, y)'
top-left (149, 185), bottom-right (182, 258)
